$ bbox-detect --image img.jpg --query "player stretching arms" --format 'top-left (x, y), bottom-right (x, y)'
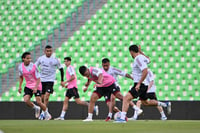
top-left (115, 44), bottom-right (171, 123)
top-left (101, 58), bottom-right (142, 121)
top-left (54, 57), bottom-right (98, 120)
top-left (129, 69), bottom-right (168, 120)
top-left (18, 52), bottom-right (51, 120)
top-left (79, 65), bottom-right (124, 122)
top-left (35, 45), bottom-right (64, 119)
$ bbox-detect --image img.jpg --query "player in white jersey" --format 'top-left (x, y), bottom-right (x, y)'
top-left (101, 58), bottom-right (142, 121)
top-left (35, 45), bottom-right (64, 119)
top-left (115, 44), bottom-right (171, 123)
top-left (129, 69), bottom-right (167, 120)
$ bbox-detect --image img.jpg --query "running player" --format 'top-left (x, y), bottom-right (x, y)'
top-left (79, 65), bottom-right (124, 122)
top-left (115, 44), bottom-right (171, 123)
top-left (128, 69), bottom-right (167, 120)
top-left (18, 52), bottom-right (51, 120)
top-left (35, 45), bottom-right (64, 119)
top-left (101, 58), bottom-right (142, 121)
top-left (54, 57), bottom-right (98, 120)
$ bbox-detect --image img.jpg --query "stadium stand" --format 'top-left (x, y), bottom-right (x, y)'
top-left (0, 0), bottom-right (199, 101)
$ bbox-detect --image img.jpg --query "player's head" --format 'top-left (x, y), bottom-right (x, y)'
top-left (79, 65), bottom-right (90, 78)
top-left (64, 57), bottom-right (71, 67)
top-left (102, 58), bottom-right (110, 71)
top-left (129, 44), bottom-right (139, 58)
top-left (44, 45), bottom-right (53, 57)
top-left (21, 52), bottom-right (31, 65)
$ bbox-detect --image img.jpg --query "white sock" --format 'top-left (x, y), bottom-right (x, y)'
top-left (60, 111), bottom-right (66, 118)
top-left (160, 111), bottom-right (166, 117)
top-left (158, 102), bottom-right (167, 107)
top-left (88, 113), bottom-right (93, 119)
top-left (133, 105), bottom-right (139, 111)
top-left (133, 111), bottom-right (138, 119)
top-left (33, 104), bottom-right (38, 110)
top-left (121, 112), bottom-right (127, 119)
top-left (108, 112), bottom-right (112, 118)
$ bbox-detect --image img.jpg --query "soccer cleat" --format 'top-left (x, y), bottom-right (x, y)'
top-left (161, 116), bottom-right (167, 120)
top-left (166, 102), bottom-right (171, 115)
top-left (45, 113), bottom-right (52, 120)
top-left (113, 118), bottom-right (126, 123)
top-left (105, 116), bottom-right (111, 122)
top-left (128, 117), bottom-right (137, 121)
top-left (54, 117), bottom-right (65, 120)
top-left (83, 117), bottom-right (93, 122)
top-left (136, 109), bottom-right (143, 116)
top-left (94, 105), bottom-right (99, 116)
top-left (38, 113), bottom-right (45, 120)
top-left (35, 106), bottom-right (41, 118)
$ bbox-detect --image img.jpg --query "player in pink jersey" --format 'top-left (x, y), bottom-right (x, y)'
top-left (79, 65), bottom-right (124, 122)
top-left (18, 52), bottom-right (51, 120)
top-left (54, 57), bottom-right (98, 120)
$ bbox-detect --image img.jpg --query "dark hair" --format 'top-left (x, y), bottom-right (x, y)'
top-left (64, 57), bottom-right (71, 61)
top-left (45, 45), bottom-right (52, 49)
top-left (129, 44), bottom-right (139, 53)
top-left (21, 52), bottom-right (31, 61)
top-left (79, 66), bottom-right (87, 75)
top-left (102, 58), bottom-right (110, 63)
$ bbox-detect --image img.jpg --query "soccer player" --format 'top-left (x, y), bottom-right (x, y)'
top-left (54, 57), bottom-right (98, 120)
top-left (101, 58), bottom-right (142, 121)
top-left (79, 65), bottom-right (124, 122)
top-left (115, 44), bottom-right (171, 123)
top-left (18, 52), bottom-right (51, 120)
top-left (129, 69), bottom-right (167, 120)
top-left (35, 45), bottom-right (64, 119)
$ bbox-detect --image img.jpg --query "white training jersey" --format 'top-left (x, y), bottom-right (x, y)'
top-left (35, 55), bottom-right (63, 82)
top-left (67, 65), bottom-right (75, 76)
top-left (145, 70), bottom-right (156, 93)
top-left (91, 67), bottom-right (102, 77)
top-left (18, 62), bottom-right (40, 78)
top-left (104, 66), bottom-right (126, 86)
top-left (131, 54), bottom-right (150, 84)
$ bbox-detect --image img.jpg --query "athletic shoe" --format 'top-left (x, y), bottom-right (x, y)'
top-left (136, 109), bottom-right (143, 116)
top-left (83, 117), bottom-right (93, 122)
top-left (38, 113), bottom-right (45, 120)
top-left (45, 113), bottom-right (52, 120)
top-left (166, 102), bottom-right (171, 114)
top-left (161, 116), bottom-right (167, 120)
top-left (105, 116), bottom-right (111, 122)
top-left (94, 105), bottom-right (99, 116)
top-left (113, 119), bottom-right (126, 123)
top-left (54, 117), bottom-right (65, 120)
top-left (35, 106), bottom-right (40, 118)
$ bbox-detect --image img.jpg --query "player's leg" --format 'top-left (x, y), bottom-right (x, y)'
top-left (157, 106), bottom-right (167, 120)
top-left (55, 96), bottom-right (69, 120)
top-left (105, 93), bottom-right (114, 121)
top-left (83, 92), bottom-right (100, 121)
top-left (128, 100), bottom-right (143, 120)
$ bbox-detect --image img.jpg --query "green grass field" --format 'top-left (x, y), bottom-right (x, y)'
top-left (0, 120), bottom-right (200, 133)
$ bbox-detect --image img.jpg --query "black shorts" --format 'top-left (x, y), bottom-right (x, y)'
top-left (41, 82), bottom-right (54, 94)
top-left (94, 83), bottom-right (119, 102)
top-left (129, 83), bottom-right (148, 100)
top-left (146, 92), bottom-right (157, 100)
top-left (65, 87), bottom-right (80, 99)
top-left (23, 87), bottom-right (41, 97)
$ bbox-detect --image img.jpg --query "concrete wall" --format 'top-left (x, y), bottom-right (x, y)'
top-left (0, 101), bottom-right (200, 120)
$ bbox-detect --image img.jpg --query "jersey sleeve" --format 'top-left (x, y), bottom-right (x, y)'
top-left (35, 65), bottom-right (41, 79)
top-left (56, 58), bottom-right (63, 69)
top-left (112, 67), bottom-right (126, 77)
top-left (148, 71), bottom-right (154, 82)
top-left (136, 56), bottom-right (148, 71)
top-left (35, 57), bottom-right (41, 67)
top-left (92, 68), bottom-right (102, 77)
top-left (68, 66), bottom-right (75, 76)
top-left (18, 64), bottom-right (23, 76)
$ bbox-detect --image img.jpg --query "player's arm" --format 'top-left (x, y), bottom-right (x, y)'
top-left (113, 67), bottom-right (133, 80)
top-left (135, 68), bottom-right (148, 91)
top-left (96, 73), bottom-right (103, 84)
top-left (83, 79), bottom-right (92, 92)
top-left (138, 45), bottom-right (151, 63)
top-left (33, 78), bottom-right (40, 93)
top-left (59, 68), bottom-right (64, 82)
top-left (125, 73), bottom-right (133, 80)
top-left (18, 76), bottom-right (23, 94)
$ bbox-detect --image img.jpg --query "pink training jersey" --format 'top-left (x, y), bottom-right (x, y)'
top-left (66, 65), bottom-right (78, 89)
top-left (22, 63), bottom-right (42, 91)
top-left (89, 67), bottom-right (115, 87)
